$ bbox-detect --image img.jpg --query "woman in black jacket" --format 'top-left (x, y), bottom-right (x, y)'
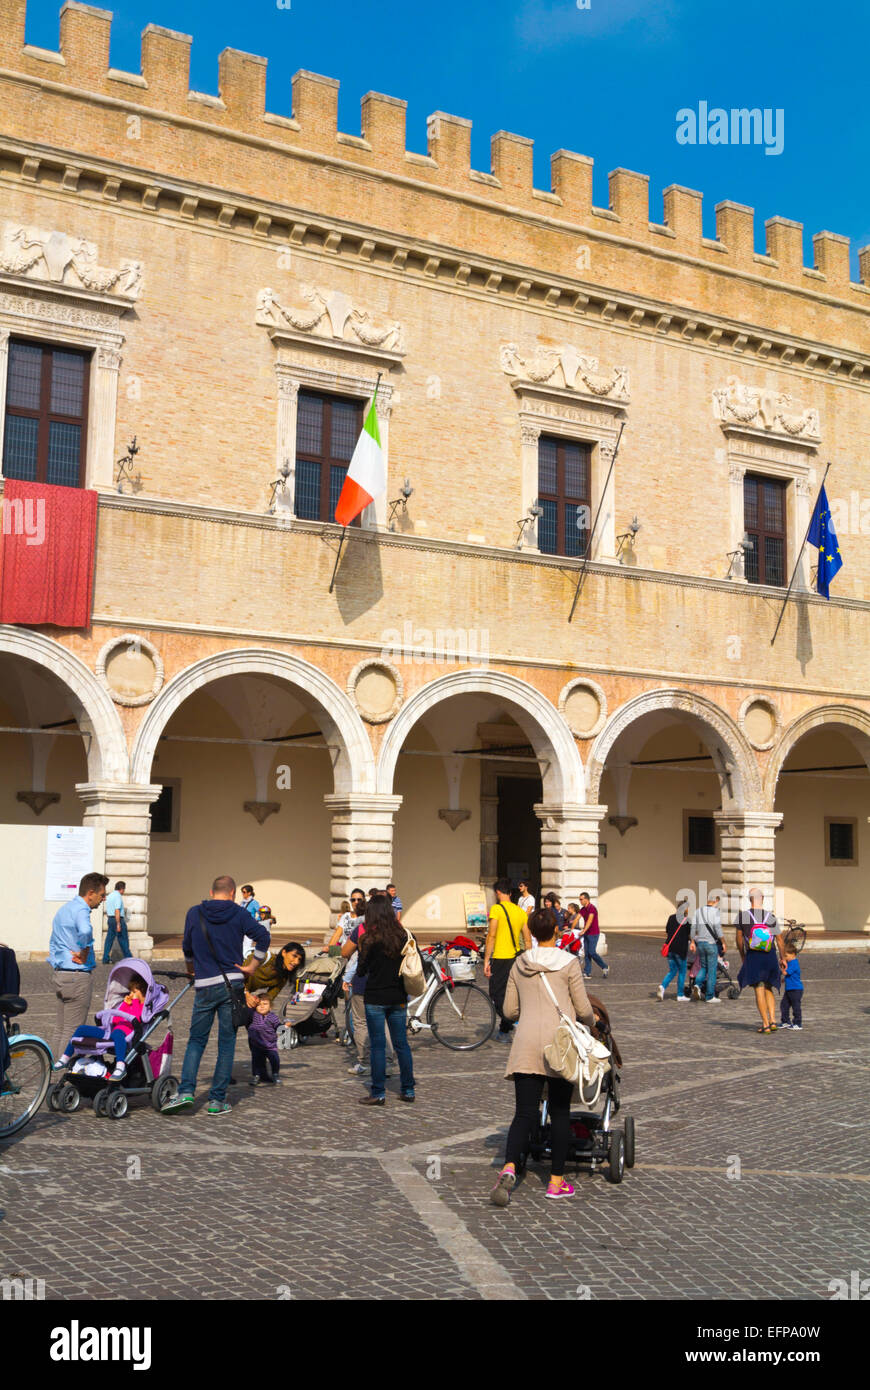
top-left (343, 896), bottom-right (415, 1107)
top-left (656, 898), bottom-right (693, 1001)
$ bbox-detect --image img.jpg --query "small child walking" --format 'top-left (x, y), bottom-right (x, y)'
top-left (780, 948), bottom-right (804, 1030)
top-left (247, 995), bottom-right (283, 1084)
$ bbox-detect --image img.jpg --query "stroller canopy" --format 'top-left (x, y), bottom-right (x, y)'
top-left (102, 958), bottom-right (169, 1023)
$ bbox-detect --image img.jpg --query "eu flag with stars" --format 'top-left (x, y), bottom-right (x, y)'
top-left (807, 484), bottom-right (842, 599)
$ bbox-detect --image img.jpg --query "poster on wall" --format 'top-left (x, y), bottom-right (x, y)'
top-left (463, 890), bottom-right (488, 932)
top-left (44, 826), bottom-right (95, 902)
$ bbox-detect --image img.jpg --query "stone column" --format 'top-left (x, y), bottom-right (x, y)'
top-left (535, 803), bottom-right (607, 902)
top-left (76, 783), bottom-right (162, 955)
top-left (274, 371), bottom-right (299, 515)
top-left (89, 345), bottom-right (123, 488)
top-left (519, 421), bottom-right (541, 552)
top-left (714, 811), bottom-right (783, 922)
top-left (324, 794), bottom-right (403, 918)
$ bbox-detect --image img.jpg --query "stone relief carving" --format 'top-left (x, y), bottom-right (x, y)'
top-left (258, 284), bottom-right (406, 355)
top-left (500, 342), bottom-right (630, 400)
top-left (0, 222), bottom-right (143, 300)
top-left (712, 377), bottom-right (820, 442)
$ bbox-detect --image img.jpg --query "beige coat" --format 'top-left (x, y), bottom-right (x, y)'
top-left (503, 947), bottom-right (595, 1078)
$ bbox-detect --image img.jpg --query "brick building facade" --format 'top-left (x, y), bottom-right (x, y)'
top-left (1, 0), bottom-right (868, 952)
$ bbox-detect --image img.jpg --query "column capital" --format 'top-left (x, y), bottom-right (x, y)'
top-left (534, 803), bottom-right (607, 827)
top-left (324, 794), bottom-right (403, 816)
top-left (713, 811), bottom-right (783, 832)
top-left (76, 782), bottom-right (163, 809)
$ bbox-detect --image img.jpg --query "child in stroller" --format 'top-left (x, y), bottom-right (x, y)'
top-left (46, 959), bottom-right (192, 1119)
top-left (54, 969), bottom-right (147, 1080)
top-left (279, 955), bottom-right (347, 1050)
top-left (684, 945), bottom-right (740, 1001)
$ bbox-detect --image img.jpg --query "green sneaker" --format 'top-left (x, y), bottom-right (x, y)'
top-left (161, 1093), bottom-right (194, 1114)
top-left (206, 1100), bottom-right (231, 1116)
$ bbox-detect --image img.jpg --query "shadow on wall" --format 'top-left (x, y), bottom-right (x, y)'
top-left (334, 530), bottom-right (384, 625)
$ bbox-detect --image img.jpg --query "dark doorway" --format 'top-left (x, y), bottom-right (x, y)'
top-left (496, 776), bottom-right (542, 896)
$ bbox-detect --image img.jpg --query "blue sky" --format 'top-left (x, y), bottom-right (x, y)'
top-left (22, 0), bottom-right (870, 276)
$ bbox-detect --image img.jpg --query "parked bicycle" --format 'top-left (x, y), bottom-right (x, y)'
top-left (406, 944), bottom-right (495, 1050)
top-left (0, 995), bottom-right (52, 1140)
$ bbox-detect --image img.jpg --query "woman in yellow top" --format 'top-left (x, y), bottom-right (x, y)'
top-left (484, 878), bottom-right (532, 1040)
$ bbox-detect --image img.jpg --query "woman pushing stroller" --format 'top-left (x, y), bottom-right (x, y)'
top-left (490, 908), bottom-right (595, 1207)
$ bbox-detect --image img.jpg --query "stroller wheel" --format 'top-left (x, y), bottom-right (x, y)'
top-left (151, 1075), bottom-right (178, 1112)
top-left (47, 1082), bottom-right (63, 1111)
top-left (623, 1115), bottom-right (636, 1168)
top-left (285, 1027), bottom-right (299, 1049)
top-left (607, 1130), bottom-right (625, 1184)
top-left (93, 1087), bottom-right (109, 1117)
top-left (728, 985), bottom-right (740, 999)
top-left (107, 1090), bottom-right (128, 1120)
top-left (58, 1082), bottom-right (81, 1113)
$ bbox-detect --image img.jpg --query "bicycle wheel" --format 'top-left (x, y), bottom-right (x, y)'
top-left (427, 983), bottom-right (495, 1051)
top-left (0, 1037), bottom-right (52, 1138)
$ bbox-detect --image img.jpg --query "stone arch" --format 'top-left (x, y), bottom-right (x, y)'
top-left (587, 688), bottom-right (762, 812)
top-left (130, 648), bottom-right (376, 794)
top-left (764, 704), bottom-right (870, 809)
top-left (0, 626), bottom-right (128, 782)
top-left (376, 669), bottom-right (585, 802)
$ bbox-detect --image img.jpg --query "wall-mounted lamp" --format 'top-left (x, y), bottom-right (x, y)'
top-left (725, 531), bottom-right (752, 578)
top-left (268, 459), bottom-right (292, 516)
top-left (388, 477), bottom-right (414, 530)
top-left (516, 501), bottom-right (544, 549)
top-left (615, 515), bottom-right (641, 561)
top-left (115, 436), bottom-right (142, 494)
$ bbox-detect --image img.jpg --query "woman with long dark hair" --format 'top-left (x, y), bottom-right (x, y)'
top-left (244, 941), bottom-right (306, 1005)
top-left (342, 896), bottom-right (415, 1106)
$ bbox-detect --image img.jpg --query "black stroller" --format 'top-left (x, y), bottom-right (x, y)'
top-left (518, 996), bottom-right (635, 1185)
top-left (683, 951), bottom-right (740, 1000)
top-left (278, 954), bottom-right (346, 1049)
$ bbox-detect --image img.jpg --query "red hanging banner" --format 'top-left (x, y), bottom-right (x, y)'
top-left (0, 479), bottom-right (98, 629)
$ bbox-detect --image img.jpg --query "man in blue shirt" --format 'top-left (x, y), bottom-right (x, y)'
top-left (386, 883), bottom-right (403, 923)
top-left (102, 881), bottom-right (131, 964)
top-left (48, 871), bottom-right (108, 1058)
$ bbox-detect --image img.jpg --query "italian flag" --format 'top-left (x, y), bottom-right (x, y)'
top-left (334, 391), bottom-right (384, 527)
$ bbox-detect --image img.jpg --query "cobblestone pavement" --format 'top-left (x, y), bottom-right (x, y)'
top-left (2, 939), bottom-right (868, 1301)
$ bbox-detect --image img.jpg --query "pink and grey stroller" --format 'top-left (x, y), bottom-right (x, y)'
top-left (46, 959), bottom-right (192, 1120)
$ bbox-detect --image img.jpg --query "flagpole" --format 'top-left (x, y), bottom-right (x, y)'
top-left (770, 461), bottom-right (832, 646)
top-left (568, 420), bottom-right (624, 623)
top-left (328, 373), bottom-right (382, 595)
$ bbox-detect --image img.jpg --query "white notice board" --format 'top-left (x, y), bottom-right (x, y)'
top-left (44, 826), bottom-right (96, 902)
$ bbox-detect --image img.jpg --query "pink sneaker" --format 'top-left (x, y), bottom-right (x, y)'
top-left (545, 1180), bottom-right (575, 1200)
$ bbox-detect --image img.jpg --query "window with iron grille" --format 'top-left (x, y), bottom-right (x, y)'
top-left (2, 340), bottom-right (90, 487)
top-left (684, 812), bottom-right (717, 861)
top-left (294, 390), bottom-right (364, 523)
top-left (826, 818), bottom-right (856, 866)
top-left (743, 475), bottom-right (787, 587)
top-left (537, 436), bottom-right (591, 557)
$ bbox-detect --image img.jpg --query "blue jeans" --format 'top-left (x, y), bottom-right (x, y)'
top-left (695, 942), bottom-right (718, 1000)
top-left (102, 918), bottom-right (131, 964)
top-left (364, 1003), bottom-right (414, 1100)
top-left (661, 952), bottom-right (688, 996)
top-left (583, 935), bottom-right (607, 976)
top-left (179, 984), bottom-right (240, 1103)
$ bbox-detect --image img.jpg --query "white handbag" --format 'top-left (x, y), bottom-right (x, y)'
top-left (540, 972), bottom-right (611, 1106)
top-left (399, 928), bottom-right (426, 998)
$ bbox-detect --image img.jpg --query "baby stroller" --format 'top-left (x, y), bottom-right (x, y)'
top-left (518, 996), bottom-right (635, 1185)
top-left (683, 950), bottom-right (740, 1000)
top-left (46, 959), bottom-right (192, 1120)
top-left (278, 954), bottom-right (346, 1050)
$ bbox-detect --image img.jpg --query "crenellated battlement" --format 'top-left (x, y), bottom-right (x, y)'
top-left (1, 0), bottom-right (868, 300)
